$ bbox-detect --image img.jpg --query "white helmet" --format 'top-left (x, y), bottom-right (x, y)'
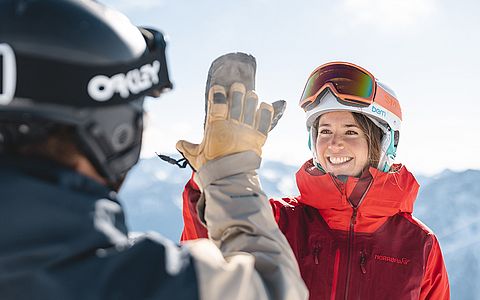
top-left (299, 62), bottom-right (402, 172)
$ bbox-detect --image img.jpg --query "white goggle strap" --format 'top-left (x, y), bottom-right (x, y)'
top-left (0, 44), bottom-right (17, 105)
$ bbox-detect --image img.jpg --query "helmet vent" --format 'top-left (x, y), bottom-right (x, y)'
top-left (112, 123), bottom-right (134, 151)
top-left (18, 124), bottom-right (30, 134)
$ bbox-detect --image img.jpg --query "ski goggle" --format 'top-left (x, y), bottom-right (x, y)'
top-left (299, 62), bottom-right (376, 111)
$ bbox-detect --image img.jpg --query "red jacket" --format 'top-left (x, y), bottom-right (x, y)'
top-left (181, 160), bottom-right (450, 299)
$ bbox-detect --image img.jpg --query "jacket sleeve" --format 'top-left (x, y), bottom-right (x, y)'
top-left (180, 174), bottom-right (208, 241)
top-left (185, 151), bottom-right (308, 300)
top-left (181, 173), bottom-right (283, 242)
top-left (419, 235), bottom-right (450, 299)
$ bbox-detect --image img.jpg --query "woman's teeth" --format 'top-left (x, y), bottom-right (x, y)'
top-left (328, 157), bottom-right (353, 165)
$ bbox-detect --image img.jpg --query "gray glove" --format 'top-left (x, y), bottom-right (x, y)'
top-left (176, 52), bottom-right (286, 171)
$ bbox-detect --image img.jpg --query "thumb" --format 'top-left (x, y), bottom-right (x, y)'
top-left (176, 140), bottom-right (201, 168)
top-left (270, 100), bottom-right (286, 131)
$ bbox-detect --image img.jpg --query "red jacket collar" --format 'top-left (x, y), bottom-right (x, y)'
top-left (295, 160), bottom-right (419, 231)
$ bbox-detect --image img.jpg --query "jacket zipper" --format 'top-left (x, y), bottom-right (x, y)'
top-left (344, 177), bottom-right (374, 300)
top-left (313, 243), bottom-right (320, 265)
top-left (360, 250), bottom-right (367, 274)
top-left (344, 207), bottom-right (358, 300)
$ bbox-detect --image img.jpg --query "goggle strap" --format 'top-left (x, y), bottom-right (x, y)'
top-left (2, 39), bottom-right (172, 107)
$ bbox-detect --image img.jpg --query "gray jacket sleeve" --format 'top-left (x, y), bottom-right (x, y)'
top-left (183, 151), bottom-right (308, 300)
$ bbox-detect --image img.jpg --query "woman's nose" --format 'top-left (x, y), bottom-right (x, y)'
top-left (327, 135), bottom-right (344, 151)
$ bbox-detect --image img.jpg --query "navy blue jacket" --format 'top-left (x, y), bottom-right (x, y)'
top-left (0, 156), bottom-right (198, 300)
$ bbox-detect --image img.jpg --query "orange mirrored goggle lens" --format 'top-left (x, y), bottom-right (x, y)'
top-left (299, 63), bottom-right (375, 109)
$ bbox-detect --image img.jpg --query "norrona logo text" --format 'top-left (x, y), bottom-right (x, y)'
top-left (87, 60), bottom-right (161, 102)
top-left (0, 43), bottom-right (17, 105)
top-left (372, 106), bottom-right (387, 118)
top-left (374, 254), bottom-right (410, 265)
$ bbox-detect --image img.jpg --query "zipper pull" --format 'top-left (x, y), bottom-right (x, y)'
top-left (351, 207), bottom-right (358, 225)
top-left (360, 251), bottom-right (367, 274)
top-left (313, 244), bottom-right (320, 265)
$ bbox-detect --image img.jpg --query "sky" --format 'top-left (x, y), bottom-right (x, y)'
top-left (103, 0), bottom-right (480, 176)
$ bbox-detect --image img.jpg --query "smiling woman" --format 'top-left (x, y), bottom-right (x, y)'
top-left (313, 111), bottom-right (384, 177)
top-left (182, 61), bottom-right (451, 300)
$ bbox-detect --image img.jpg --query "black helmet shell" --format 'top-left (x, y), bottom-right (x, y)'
top-left (0, 0), bottom-right (172, 184)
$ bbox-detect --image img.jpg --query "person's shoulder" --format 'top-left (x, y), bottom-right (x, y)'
top-left (398, 212), bottom-right (436, 237)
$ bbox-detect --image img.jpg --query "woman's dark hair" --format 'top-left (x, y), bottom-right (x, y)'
top-left (351, 112), bottom-right (383, 168)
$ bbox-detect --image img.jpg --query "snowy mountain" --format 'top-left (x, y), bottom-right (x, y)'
top-left (119, 157), bottom-right (480, 300)
top-left (413, 169), bottom-right (480, 300)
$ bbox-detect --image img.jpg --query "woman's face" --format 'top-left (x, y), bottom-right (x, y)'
top-left (315, 111), bottom-right (369, 177)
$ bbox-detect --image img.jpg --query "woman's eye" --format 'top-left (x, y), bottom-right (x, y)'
top-left (346, 130), bottom-right (358, 135)
top-left (319, 129), bottom-right (332, 134)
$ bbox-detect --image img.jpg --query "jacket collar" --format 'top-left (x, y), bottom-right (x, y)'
top-left (0, 155), bottom-right (128, 261)
top-left (0, 155), bottom-right (114, 199)
top-left (296, 159), bottom-right (419, 218)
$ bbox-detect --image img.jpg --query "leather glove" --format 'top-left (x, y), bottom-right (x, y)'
top-left (176, 52), bottom-right (285, 171)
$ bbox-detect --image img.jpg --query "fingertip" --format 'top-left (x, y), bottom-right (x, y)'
top-left (230, 82), bottom-right (246, 94)
top-left (256, 102), bottom-right (274, 135)
top-left (258, 101), bottom-right (274, 113)
top-left (229, 83), bottom-right (246, 121)
top-left (243, 91), bottom-right (259, 126)
top-left (207, 85), bottom-right (228, 121)
top-left (208, 85), bottom-right (227, 104)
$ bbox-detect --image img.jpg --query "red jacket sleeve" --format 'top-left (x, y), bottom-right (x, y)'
top-left (180, 172), bottom-right (283, 242)
top-left (180, 173), bottom-right (208, 241)
top-left (419, 235), bottom-right (450, 299)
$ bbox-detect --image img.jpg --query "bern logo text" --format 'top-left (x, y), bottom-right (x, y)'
top-left (372, 106), bottom-right (387, 118)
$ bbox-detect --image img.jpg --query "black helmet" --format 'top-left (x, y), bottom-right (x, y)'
top-left (0, 0), bottom-right (172, 184)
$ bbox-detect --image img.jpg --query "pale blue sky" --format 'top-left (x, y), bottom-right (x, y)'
top-left (103, 0), bottom-right (480, 175)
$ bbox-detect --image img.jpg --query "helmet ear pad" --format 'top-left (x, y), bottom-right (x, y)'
top-left (75, 100), bottom-right (145, 183)
top-left (378, 127), bottom-right (400, 172)
top-left (0, 99), bottom-right (144, 185)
